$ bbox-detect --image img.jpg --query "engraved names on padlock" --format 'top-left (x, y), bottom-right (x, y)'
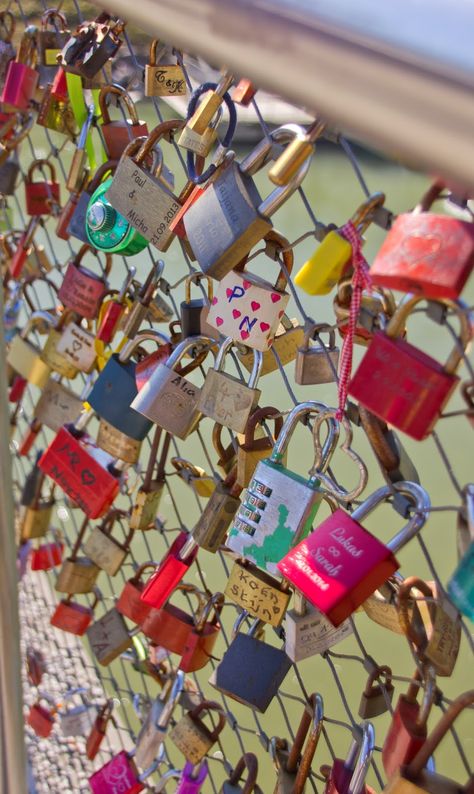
top-left (225, 561), bottom-right (290, 627)
top-left (56, 323), bottom-right (96, 372)
top-left (97, 420), bottom-right (142, 464)
top-left (285, 602), bottom-right (353, 662)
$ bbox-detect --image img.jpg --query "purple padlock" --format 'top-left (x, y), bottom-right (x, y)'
top-left (175, 761), bottom-right (208, 794)
top-left (89, 750), bottom-right (156, 794)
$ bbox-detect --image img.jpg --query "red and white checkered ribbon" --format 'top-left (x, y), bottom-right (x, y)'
top-left (335, 221), bottom-right (372, 421)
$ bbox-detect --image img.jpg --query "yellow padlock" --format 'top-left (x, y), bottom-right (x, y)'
top-left (295, 193), bottom-right (385, 295)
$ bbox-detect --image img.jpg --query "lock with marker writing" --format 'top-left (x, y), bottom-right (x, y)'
top-left (224, 559), bottom-right (291, 627)
top-left (87, 606), bottom-right (132, 666)
top-left (58, 244), bottom-right (112, 320)
top-left (144, 40), bottom-right (186, 96)
top-left (285, 590), bottom-right (353, 663)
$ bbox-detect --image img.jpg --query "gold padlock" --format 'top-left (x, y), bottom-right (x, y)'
top-left (96, 419), bottom-right (142, 465)
top-left (169, 700), bottom-right (226, 765)
top-left (171, 456), bottom-right (215, 498)
top-left (225, 559), bottom-right (291, 627)
top-left (238, 315), bottom-right (304, 376)
top-left (86, 607), bottom-right (132, 666)
top-left (83, 509), bottom-right (134, 577)
top-left (6, 311), bottom-right (54, 388)
top-left (40, 310), bottom-right (81, 379)
top-left (129, 428), bottom-right (171, 530)
top-left (55, 516), bottom-right (100, 594)
top-left (236, 406), bottom-right (285, 489)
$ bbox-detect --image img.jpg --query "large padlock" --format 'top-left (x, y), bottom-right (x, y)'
top-left (1, 27), bottom-right (38, 110)
top-left (227, 402), bottom-right (344, 576)
top-left (68, 160), bottom-right (117, 244)
top-left (131, 335), bottom-right (214, 439)
top-left (0, 11), bottom-right (16, 85)
top-left (37, 8), bottom-right (69, 67)
top-left (219, 753), bottom-right (261, 794)
top-left (180, 272), bottom-right (215, 338)
top-left (99, 83), bottom-right (148, 159)
top-left (236, 406), bottom-right (284, 489)
top-left (144, 39), bottom-right (186, 96)
top-left (33, 378), bottom-right (83, 433)
top-left (272, 693), bottom-right (323, 794)
top-left (348, 295), bottom-right (472, 440)
top-left (141, 583), bottom-right (207, 655)
top-left (55, 515), bottom-right (100, 594)
top-left (6, 310), bottom-right (53, 388)
top-left (209, 614), bottom-right (292, 713)
top-left (59, 14), bottom-right (124, 80)
top-left (170, 700), bottom-right (226, 766)
top-left (83, 509), bottom-right (134, 576)
top-left (140, 530), bottom-right (199, 610)
top-left (130, 428), bottom-right (171, 530)
top-left (58, 243), bottom-right (112, 319)
top-left (179, 592), bottom-right (224, 672)
top-left (85, 700), bottom-right (114, 760)
top-left (371, 182), bottom-right (474, 300)
top-left (27, 697), bottom-right (58, 738)
top-left (50, 591), bottom-right (99, 635)
top-left (87, 606), bottom-right (132, 666)
top-left (106, 119), bottom-right (185, 251)
top-left (206, 230), bottom-right (293, 351)
top-left (25, 159), bottom-right (60, 216)
top-left (225, 558), bottom-right (291, 626)
top-left (198, 337), bottom-right (262, 434)
top-left (321, 721), bottom-right (375, 794)
top-left (396, 576), bottom-right (461, 677)
top-left (295, 323), bottom-right (340, 385)
top-left (278, 480), bottom-right (430, 627)
top-left (285, 591), bottom-right (353, 663)
top-left (358, 665), bottom-right (394, 719)
top-left (88, 331), bottom-right (166, 442)
top-left (116, 562), bottom-right (157, 625)
top-left (89, 749), bottom-right (154, 794)
top-left (135, 671), bottom-right (184, 770)
top-left (189, 468), bottom-right (240, 552)
top-left (183, 125), bottom-right (312, 278)
top-left (238, 314), bottom-right (304, 376)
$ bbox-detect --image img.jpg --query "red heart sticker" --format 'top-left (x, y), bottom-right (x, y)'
top-left (211, 297), bottom-right (218, 305)
top-left (241, 330), bottom-right (250, 340)
top-left (260, 321), bottom-right (270, 332)
top-left (242, 280), bottom-right (251, 290)
top-left (251, 301), bottom-right (261, 311)
top-left (271, 293), bottom-right (282, 303)
top-left (215, 317), bottom-right (224, 326)
top-left (232, 309), bottom-right (241, 319)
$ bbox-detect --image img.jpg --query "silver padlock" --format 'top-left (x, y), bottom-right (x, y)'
top-left (135, 670), bottom-right (184, 770)
top-left (131, 336), bottom-right (214, 439)
top-left (198, 337), bottom-right (262, 434)
top-left (295, 323), bottom-right (339, 385)
top-left (285, 591), bottom-right (353, 662)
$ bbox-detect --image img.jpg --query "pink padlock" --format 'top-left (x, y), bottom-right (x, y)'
top-left (175, 760), bottom-right (209, 793)
top-left (1, 29), bottom-right (38, 110)
top-left (277, 482), bottom-right (429, 626)
top-left (89, 750), bottom-right (156, 794)
top-left (140, 531), bottom-right (198, 610)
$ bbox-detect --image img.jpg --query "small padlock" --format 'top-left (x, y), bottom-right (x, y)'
top-left (26, 648), bottom-right (46, 686)
top-left (1, 26), bottom-right (38, 110)
top-left (55, 515), bottom-right (100, 594)
top-left (135, 671), bottom-right (184, 770)
top-left (362, 576), bottom-right (407, 635)
top-left (269, 119), bottom-right (326, 186)
top-left (27, 697), bottom-right (58, 738)
top-left (295, 323), bottom-right (340, 385)
top-left (171, 457), bottom-right (216, 499)
top-left (334, 276), bottom-right (398, 348)
top-left (180, 272), bottom-right (215, 338)
top-left (141, 583), bottom-right (207, 655)
top-left (189, 468), bottom-right (240, 552)
top-left (25, 159), bottom-right (60, 216)
top-left (18, 460), bottom-right (55, 541)
top-left (236, 406), bottom-right (284, 488)
top-left (86, 700), bottom-right (114, 760)
top-left (358, 666), bottom-right (394, 719)
top-left (6, 310), bottom-right (53, 388)
top-left (179, 592), bottom-right (224, 672)
top-left (232, 78), bottom-right (257, 106)
top-left (58, 243), bottom-right (112, 319)
top-left (87, 606), bottom-right (132, 666)
top-left (51, 590), bottom-right (99, 635)
top-left (238, 314), bottom-right (304, 376)
top-left (224, 559), bottom-right (291, 627)
top-left (170, 700), bottom-right (226, 765)
top-left (130, 428), bottom-right (171, 530)
top-left (116, 562), bottom-right (157, 625)
top-left (99, 83), bottom-right (148, 159)
top-left (83, 509), bottom-right (134, 577)
top-left (59, 14), bottom-right (124, 80)
top-left (140, 530), bottom-right (199, 610)
top-left (209, 614), bottom-right (291, 713)
top-left (285, 591), bottom-right (353, 663)
top-left (321, 721), bottom-right (375, 794)
top-left (184, 70), bottom-right (234, 135)
top-left (39, 310), bottom-right (81, 379)
top-left (30, 536), bottom-right (64, 571)
top-left (271, 693), bottom-right (323, 794)
top-left (37, 8), bottom-right (69, 67)
top-left (220, 753), bottom-right (261, 794)
top-left (144, 39), bottom-right (186, 96)
top-left (89, 749), bottom-right (155, 794)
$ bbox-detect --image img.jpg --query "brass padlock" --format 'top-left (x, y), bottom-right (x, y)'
top-left (130, 428), bottom-right (171, 530)
top-left (171, 457), bottom-right (216, 499)
top-left (83, 509), bottom-right (134, 577)
top-left (144, 40), bottom-right (186, 97)
top-left (238, 315), bottom-right (304, 376)
top-left (6, 311), bottom-right (54, 388)
top-left (55, 516), bottom-right (100, 594)
top-left (362, 575), bottom-right (407, 635)
top-left (40, 310), bottom-right (83, 380)
top-left (86, 607), bottom-right (132, 666)
top-left (295, 323), bottom-right (340, 385)
top-left (358, 665), bottom-right (394, 718)
top-left (96, 419), bottom-right (142, 465)
top-left (18, 462), bottom-right (55, 541)
top-left (190, 468), bottom-right (242, 552)
top-left (213, 423), bottom-right (238, 475)
top-left (225, 559), bottom-right (291, 627)
top-left (169, 700), bottom-right (226, 765)
top-left (236, 406), bottom-right (284, 488)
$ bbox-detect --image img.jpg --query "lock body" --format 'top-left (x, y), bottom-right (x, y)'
top-left (50, 599), bottom-right (94, 635)
top-left (58, 261), bottom-right (107, 319)
top-left (225, 560), bottom-right (291, 627)
top-left (89, 751), bottom-right (143, 794)
top-left (87, 608), bottom-right (132, 666)
top-left (285, 603), bottom-right (353, 662)
top-left (295, 231), bottom-right (352, 295)
top-left (1, 61), bottom-right (39, 110)
top-left (192, 483), bottom-right (241, 552)
top-left (55, 557), bottom-right (100, 594)
top-left (30, 541), bottom-right (64, 570)
top-left (131, 364), bottom-right (202, 439)
top-left (83, 527), bottom-right (129, 577)
top-left (198, 370), bottom-right (260, 434)
top-left (34, 380), bottom-right (82, 432)
top-left (88, 354), bottom-right (153, 441)
top-left (97, 420), bottom-right (142, 464)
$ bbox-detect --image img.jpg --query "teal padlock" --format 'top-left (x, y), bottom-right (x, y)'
top-left (448, 542), bottom-right (474, 621)
top-left (86, 176), bottom-right (148, 255)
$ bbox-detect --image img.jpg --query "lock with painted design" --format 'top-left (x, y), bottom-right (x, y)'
top-left (25, 159), bottom-right (60, 216)
top-left (130, 428), bottom-right (171, 530)
top-left (134, 671), bottom-right (184, 770)
top-left (170, 700), bottom-right (226, 765)
top-left (271, 693), bottom-right (323, 794)
top-left (198, 337), bottom-right (262, 434)
top-left (321, 721), bottom-right (375, 794)
top-left (58, 244), bottom-right (112, 319)
top-left (285, 590), bottom-right (353, 663)
top-left (1, 26), bottom-right (38, 110)
top-left (87, 606), bottom-right (132, 666)
top-left (144, 40), bottom-right (186, 96)
top-left (278, 480), bottom-right (430, 626)
top-left (358, 665), bottom-right (394, 719)
top-left (140, 583), bottom-right (207, 656)
top-left (99, 83), bottom-right (148, 159)
top-left (86, 700), bottom-right (114, 760)
top-left (295, 323), bottom-right (340, 385)
top-left (181, 272), bottom-right (216, 339)
top-left (349, 295), bottom-right (473, 440)
top-left (50, 590), bottom-right (100, 635)
top-left (83, 509), bottom-right (134, 577)
top-left (54, 315), bottom-right (98, 375)
top-left (89, 749), bottom-right (156, 794)
top-left (210, 613), bottom-right (291, 713)
top-left (238, 314), bottom-right (304, 377)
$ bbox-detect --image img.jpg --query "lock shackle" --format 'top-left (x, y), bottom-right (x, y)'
top-left (98, 507), bottom-right (134, 546)
top-left (362, 665), bottom-right (393, 697)
top-left (228, 753), bottom-right (259, 790)
top-left (302, 322), bottom-right (337, 352)
top-left (70, 515), bottom-right (90, 560)
top-left (16, 26), bottom-right (37, 67)
top-left (386, 294), bottom-right (472, 375)
top-left (171, 456), bottom-right (207, 479)
top-left (212, 423), bottom-right (236, 468)
top-left (8, 113), bottom-right (34, 149)
top-left (166, 334), bottom-right (217, 369)
top-left (184, 272), bottom-right (213, 303)
top-left (414, 180), bottom-right (445, 213)
top-left (352, 480), bottom-right (431, 553)
top-left (335, 275), bottom-right (397, 316)
top-left (188, 700), bottom-right (226, 740)
top-left (154, 669), bottom-right (185, 730)
top-left (21, 309), bottom-right (56, 338)
top-left (359, 406), bottom-right (401, 476)
top-left (99, 83), bottom-right (140, 127)
top-left (0, 11), bottom-right (15, 42)
top-left (64, 587), bottom-right (100, 610)
top-left (284, 693), bottom-right (324, 786)
top-left (86, 159), bottom-right (118, 196)
top-left (396, 576), bottom-right (440, 654)
top-left (194, 591), bottom-right (225, 632)
top-left (27, 158), bottom-right (57, 185)
top-left (214, 337), bottom-right (263, 388)
top-left (95, 698), bottom-right (114, 730)
top-left (135, 118), bottom-right (185, 165)
top-left (244, 406), bottom-right (284, 450)
top-left (311, 408), bottom-right (368, 502)
top-left (270, 400), bottom-right (339, 474)
top-left (118, 329), bottom-right (170, 363)
top-left (406, 689), bottom-right (474, 778)
top-left (72, 243), bottom-right (113, 278)
top-left (169, 581), bottom-right (208, 616)
top-left (22, 276), bottom-right (59, 313)
top-left (235, 229), bottom-right (293, 293)
top-left (148, 39), bottom-right (166, 66)
top-left (240, 124), bottom-right (307, 176)
top-left (153, 769), bottom-right (182, 792)
top-left (129, 560), bottom-right (159, 584)
top-left (344, 721), bottom-right (375, 794)
top-left (41, 8), bottom-right (68, 31)
top-left (349, 192), bottom-right (385, 234)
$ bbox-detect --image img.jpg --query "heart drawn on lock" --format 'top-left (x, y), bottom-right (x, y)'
top-left (72, 339), bottom-right (82, 353)
top-left (81, 469), bottom-right (96, 486)
top-left (271, 293), bottom-right (282, 303)
top-left (215, 317), bottom-right (224, 326)
top-left (242, 280), bottom-right (251, 290)
top-left (251, 301), bottom-right (261, 311)
top-left (260, 322), bottom-right (270, 332)
top-left (233, 309), bottom-right (241, 319)
top-left (226, 288), bottom-right (233, 298)
top-left (312, 408), bottom-right (368, 504)
top-left (241, 330), bottom-right (250, 340)
top-left (211, 297), bottom-right (218, 305)
top-left (401, 234), bottom-right (442, 269)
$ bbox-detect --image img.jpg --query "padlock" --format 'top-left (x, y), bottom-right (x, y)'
top-left (232, 77), bottom-right (257, 106)
top-left (198, 337), bottom-right (262, 434)
top-left (210, 614), bottom-right (292, 713)
top-left (189, 467), bottom-right (240, 551)
top-left (144, 39), bottom-right (186, 96)
top-left (55, 515), bottom-right (100, 594)
top-left (60, 699), bottom-right (97, 737)
top-left (37, 81), bottom-right (76, 139)
top-left (448, 540), bottom-right (474, 622)
top-left (89, 749), bottom-right (155, 794)
top-left (87, 606), bottom-right (132, 666)
top-left (227, 402), bottom-right (346, 576)
top-left (1, 26), bottom-right (38, 110)
top-left (220, 753), bottom-right (261, 794)
top-left (238, 314), bottom-right (305, 376)
top-left (0, 154), bottom-right (20, 194)
top-left (6, 310), bottom-right (54, 388)
top-left (141, 583), bottom-right (207, 655)
top-left (59, 14), bottom-right (124, 80)
top-left (322, 721), bottom-right (375, 794)
top-left (295, 193), bottom-right (385, 295)
top-left (54, 316), bottom-right (98, 375)
top-left (0, 11), bottom-right (16, 85)
top-left (383, 689), bottom-right (474, 794)
top-left (269, 119), bottom-right (326, 186)
top-left (116, 562), bottom-right (157, 625)
top-left (213, 422), bottom-right (238, 475)
top-left (175, 762), bottom-right (210, 794)
top-left (58, 243), bottom-right (112, 319)
top-left (456, 484), bottom-right (474, 558)
top-left (396, 576), bottom-right (461, 676)
top-left (33, 378), bottom-right (83, 433)
top-left (177, 105), bottom-right (222, 158)
top-left (51, 590), bottom-right (99, 635)
top-left (130, 428), bottom-right (171, 530)
top-left (236, 406), bottom-right (284, 489)
top-left (348, 295), bottom-right (472, 440)
top-left (119, 260), bottom-right (164, 338)
top-left (224, 559), bottom-right (291, 626)
top-left (37, 8), bottom-right (69, 67)
top-left (180, 272), bottom-right (215, 338)
top-left (170, 700), bottom-right (226, 766)
top-left (56, 175), bottom-right (88, 240)
top-left (96, 267), bottom-right (136, 344)
top-left (30, 536), bottom-right (64, 570)
top-left (86, 700), bottom-right (114, 760)
top-left (99, 83), bottom-right (148, 159)
top-left (183, 124), bottom-right (312, 278)
top-left (271, 693), bottom-right (323, 794)
top-left (27, 698), bottom-right (58, 738)
top-left (106, 119), bottom-right (185, 251)
top-left (278, 480), bottom-right (430, 627)
top-left (285, 591), bottom-right (353, 663)
top-left (362, 575), bottom-right (409, 635)
top-left (135, 671), bottom-right (184, 770)
top-left (39, 310), bottom-right (82, 379)
top-left (358, 666), bottom-right (394, 718)
top-left (381, 666), bottom-right (437, 779)
top-left (335, 276), bottom-right (399, 347)
top-left (25, 159), bottom-right (60, 216)
top-left (140, 530), bottom-right (200, 609)
top-left (26, 647), bottom-right (46, 686)
top-left (7, 217), bottom-right (42, 278)
top-left (68, 160), bottom-right (117, 244)
top-left (207, 230), bottom-right (293, 351)
top-left (171, 457), bottom-right (216, 499)
top-left (295, 323), bottom-right (340, 385)
top-left (179, 592), bottom-right (224, 672)
top-left (358, 407), bottom-right (420, 486)
top-left (371, 182), bottom-right (474, 299)
top-left (18, 462), bottom-right (55, 541)
top-left (184, 70), bottom-right (234, 136)
top-left (83, 509), bottom-right (134, 577)
top-left (131, 335), bottom-right (214, 439)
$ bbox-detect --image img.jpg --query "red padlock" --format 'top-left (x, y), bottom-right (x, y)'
top-left (30, 538), bottom-right (64, 571)
top-left (58, 244), bottom-right (112, 320)
top-left (86, 700), bottom-right (114, 760)
top-left (8, 218), bottom-right (41, 278)
top-left (51, 66), bottom-right (68, 99)
top-left (141, 583), bottom-right (207, 654)
top-left (278, 481), bottom-right (429, 627)
top-left (382, 666), bottom-right (436, 779)
top-left (116, 561), bottom-right (157, 625)
top-left (50, 591), bottom-right (99, 635)
top-left (140, 531), bottom-right (199, 609)
top-left (370, 182), bottom-right (474, 300)
top-left (96, 268), bottom-right (136, 345)
top-left (26, 648), bottom-right (46, 686)
top-left (179, 592), bottom-right (224, 673)
top-left (18, 419), bottom-right (42, 456)
top-left (169, 184), bottom-right (206, 240)
top-left (38, 423), bottom-right (120, 519)
top-left (98, 83), bottom-right (148, 159)
top-left (322, 722), bottom-right (376, 794)
top-left (1, 29), bottom-right (38, 110)
top-left (27, 698), bottom-right (58, 738)
top-left (25, 159), bottom-right (60, 216)
top-left (348, 295), bottom-right (472, 441)
top-left (9, 374), bottom-right (28, 403)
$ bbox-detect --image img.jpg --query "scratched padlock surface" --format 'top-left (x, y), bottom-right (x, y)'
top-left (5, 3), bottom-right (474, 792)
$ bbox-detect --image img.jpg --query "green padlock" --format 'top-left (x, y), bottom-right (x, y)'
top-left (85, 176), bottom-right (148, 256)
